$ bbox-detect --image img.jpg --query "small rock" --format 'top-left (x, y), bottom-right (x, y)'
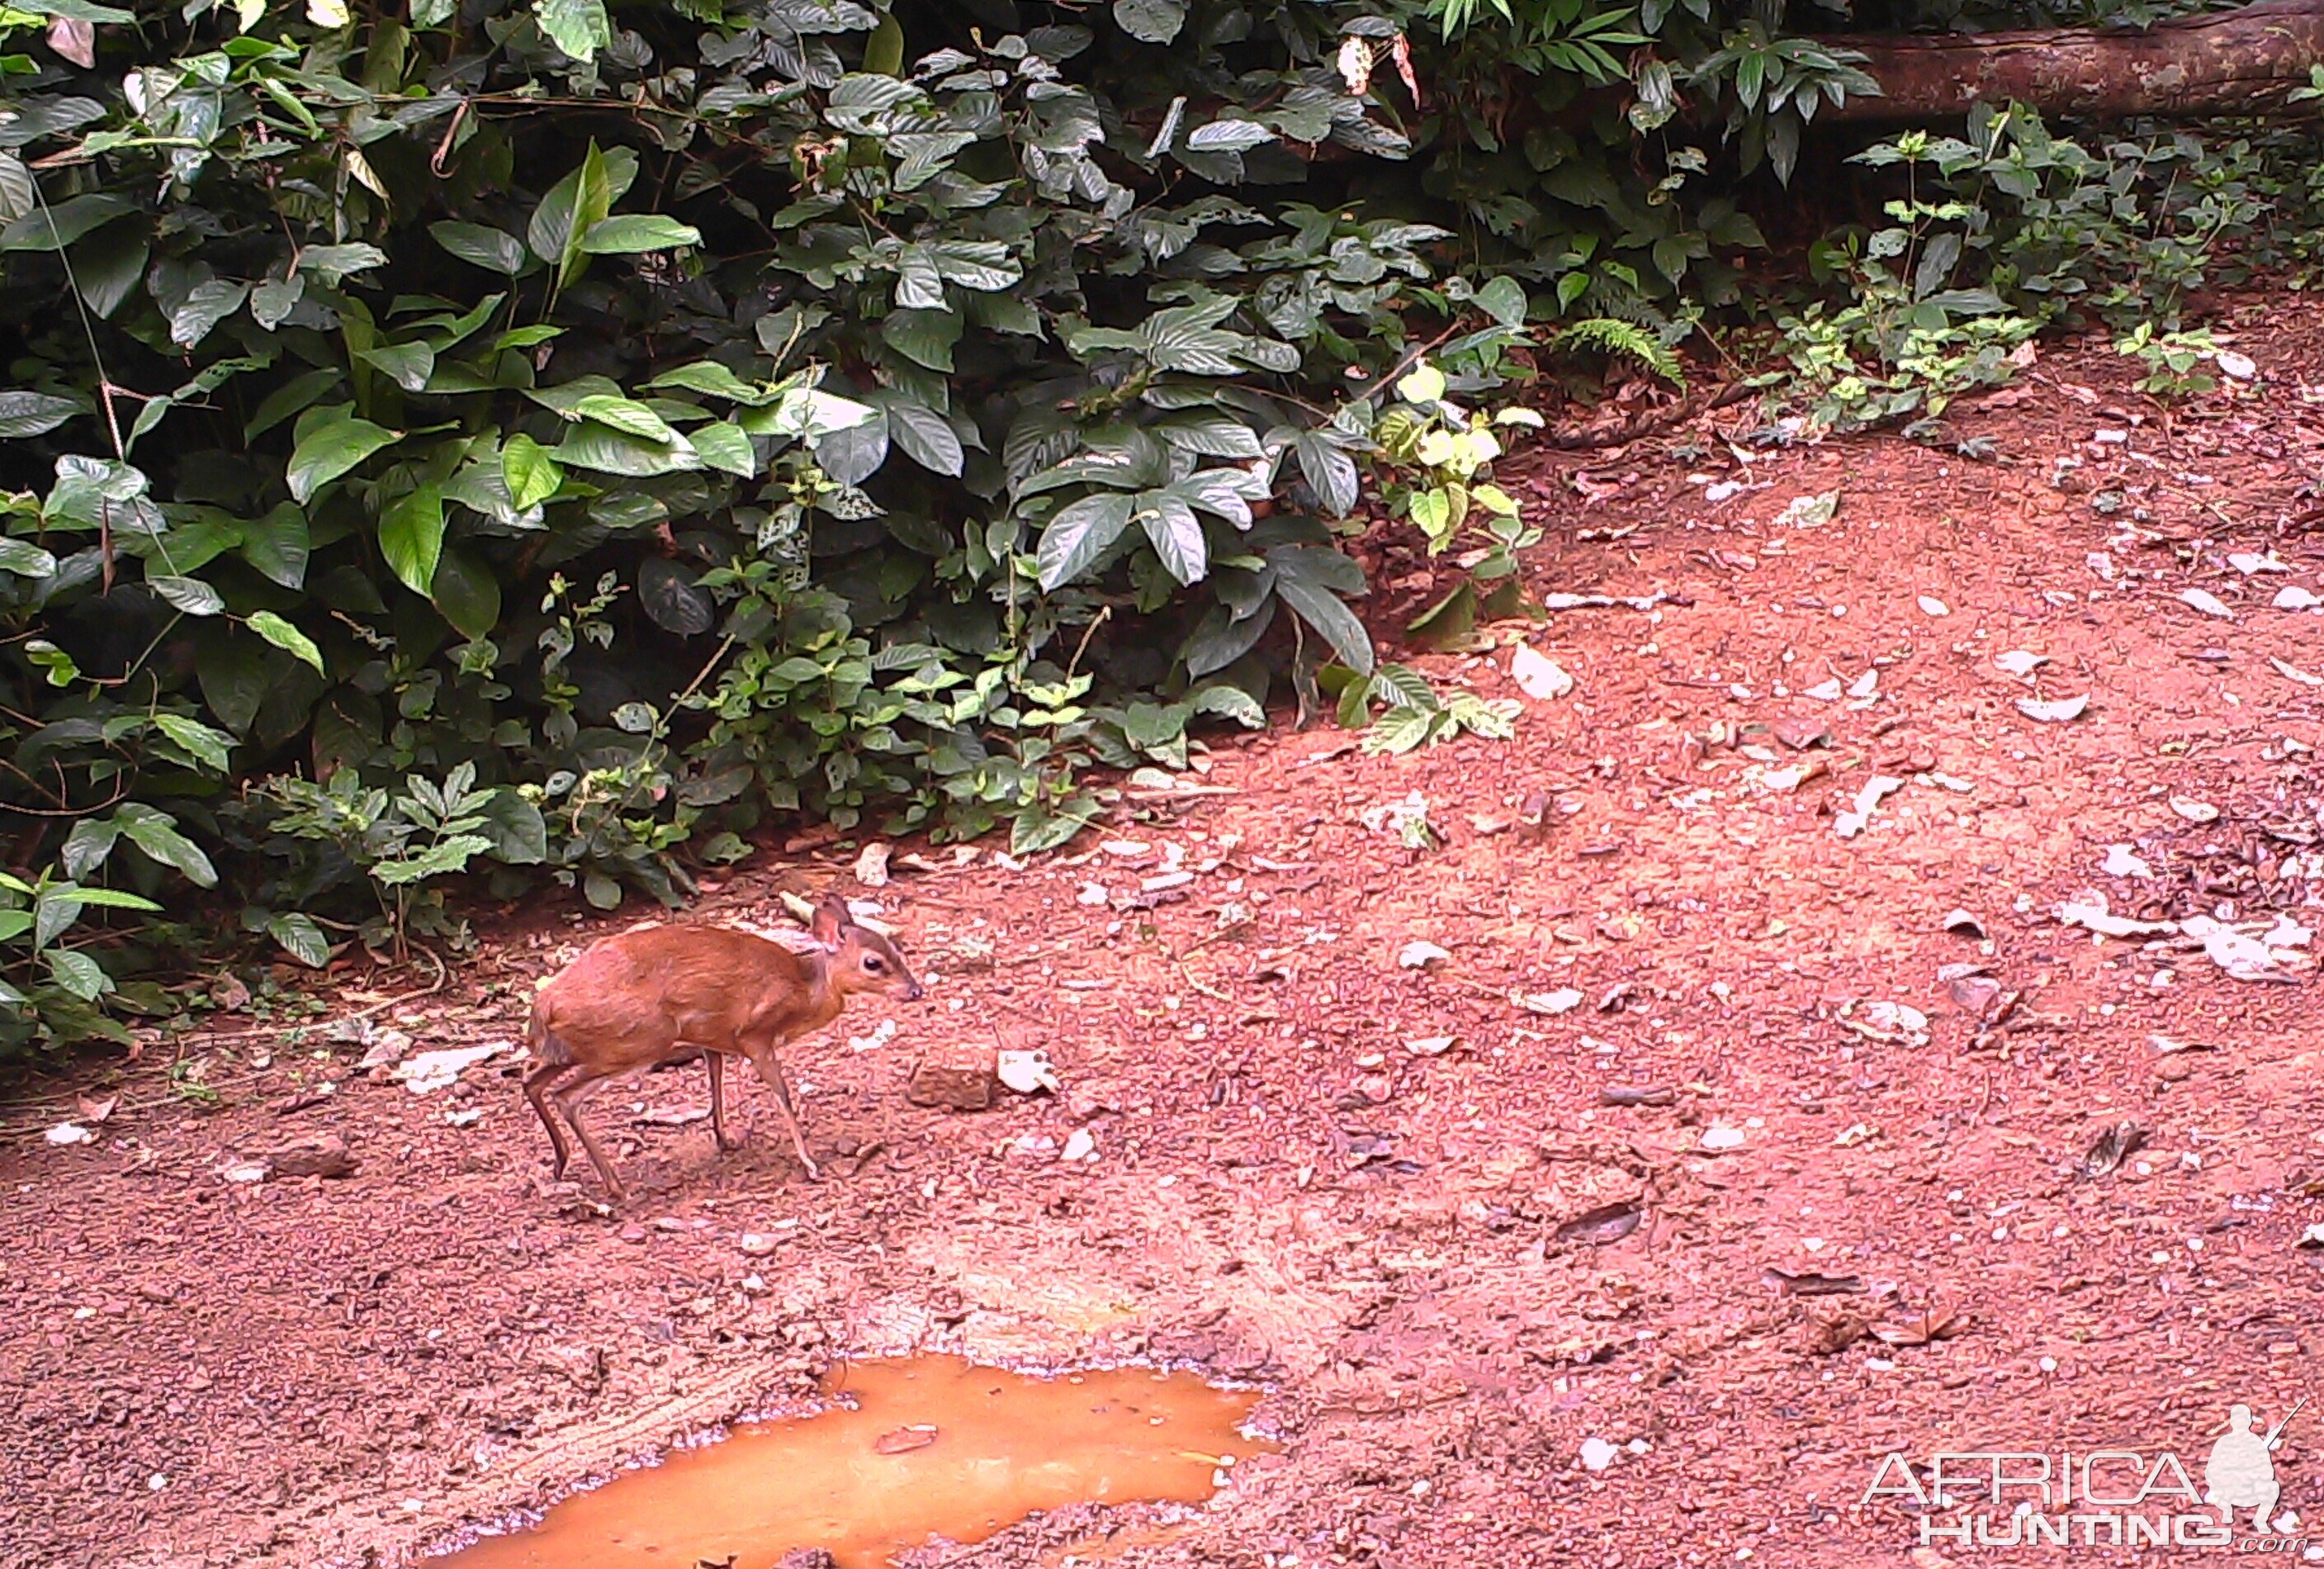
top-left (1580, 1437), bottom-right (1619, 1472)
top-left (45, 1121), bottom-right (94, 1146)
top-left (854, 841), bottom-right (892, 888)
top-left (1916, 595), bottom-right (1949, 618)
top-left (1398, 941), bottom-right (1451, 970)
top-left (739, 1233), bottom-right (779, 1256)
top-left (1060, 1128), bottom-right (1097, 1163)
top-left (1699, 1126), bottom-right (1746, 1153)
top-left (906, 1041), bottom-right (997, 1112)
top-left (265, 1133), bottom-right (357, 1179)
top-left (2275, 585), bottom-right (2323, 611)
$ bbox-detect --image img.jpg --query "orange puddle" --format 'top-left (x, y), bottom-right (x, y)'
top-left (436, 1357), bottom-right (1271, 1568)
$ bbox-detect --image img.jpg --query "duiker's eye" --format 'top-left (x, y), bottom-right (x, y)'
top-left (864, 955), bottom-right (886, 973)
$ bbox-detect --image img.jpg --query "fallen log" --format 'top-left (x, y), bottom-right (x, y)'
top-left (1820, 0), bottom-right (2324, 121)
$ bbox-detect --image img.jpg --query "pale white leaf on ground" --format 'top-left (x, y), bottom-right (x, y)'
top-left (2271, 657), bottom-right (2324, 687)
top-left (2274, 585), bottom-right (2322, 611)
top-left (2170, 797), bottom-right (2219, 823)
top-left (2216, 349), bottom-right (2257, 380)
top-left (1699, 1126), bottom-right (1746, 1152)
top-left (2017, 694), bottom-right (2089, 723)
top-left (2057, 895), bottom-right (2176, 939)
top-left (1804, 678), bottom-right (1844, 701)
top-left (45, 1121), bottom-right (94, 1146)
top-left (854, 841), bottom-right (891, 887)
top-left (1995, 650), bottom-right (2048, 678)
top-left (1510, 642), bottom-right (1574, 700)
top-left (1772, 491), bottom-right (1839, 529)
top-left (2230, 552), bottom-right (2289, 576)
top-left (1834, 775), bottom-right (1903, 839)
top-left (2180, 587), bottom-right (2235, 619)
top-left (1399, 940), bottom-right (1451, 969)
top-left (998, 1050), bottom-right (1060, 1094)
top-left (2100, 844), bottom-right (2155, 879)
top-left (392, 1042), bottom-right (509, 1094)
top-left (1515, 988), bottom-right (1584, 1015)
top-left (1917, 595), bottom-right (1949, 617)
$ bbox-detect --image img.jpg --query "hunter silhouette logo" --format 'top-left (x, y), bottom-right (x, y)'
top-left (1863, 1396), bottom-right (2311, 1550)
top-left (2205, 1398), bottom-right (2304, 1533)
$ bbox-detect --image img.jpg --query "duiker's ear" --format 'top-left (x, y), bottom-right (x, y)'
top-left (810, 893), bottom-right (848, 949)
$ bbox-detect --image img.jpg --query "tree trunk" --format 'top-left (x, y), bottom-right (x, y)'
top-left (1821, 0), bottom-right (2324, 121)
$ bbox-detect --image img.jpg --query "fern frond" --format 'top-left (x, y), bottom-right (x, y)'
top-left (1546, 316), bottom-right (1687, 389)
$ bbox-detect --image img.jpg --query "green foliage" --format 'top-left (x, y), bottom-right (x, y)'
top-left (2115, 324), bottom-right (2222, 400)
top-left (1332, 661), bottom-right (1517, 754)
top-left (0, 865), bottom-right (163, 1050)
top-left (0, 0), bottom-right (1554, 1058)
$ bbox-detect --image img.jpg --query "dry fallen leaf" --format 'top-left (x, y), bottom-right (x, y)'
top-left (2016, 694), bottom-right (2089, 723)
top-left (2180, 587), bottom-right (2236, 620)
top-left (873, 1424), bottom-right (940, 1455)
top-left (2272, 657), bottom-right (2324, 687)
top-left (1994, 650), bottom-right (2048, 678)
top-left (2081, 1119), bottom-right (2147, 1179)
top-left (1555, 1202), bottom-right (1644, 1246)
top-left (77, 1093), bottom-right (117, 1125)
top-left (1510, 642), bottom-right (1575, 701)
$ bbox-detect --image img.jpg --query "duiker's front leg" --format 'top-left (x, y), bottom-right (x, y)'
top-left (742, 1044), bottom-right (820, 1180)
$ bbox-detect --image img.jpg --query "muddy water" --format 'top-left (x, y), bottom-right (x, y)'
top-left (436, 1357), bottom-right (1271, 1568)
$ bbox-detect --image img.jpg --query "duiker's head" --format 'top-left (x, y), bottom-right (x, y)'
top-left (812, 893), bottom-right (923, 1002)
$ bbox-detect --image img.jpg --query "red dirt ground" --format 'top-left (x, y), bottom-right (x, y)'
top-left (5, 299), bottom-right (2324, 1569)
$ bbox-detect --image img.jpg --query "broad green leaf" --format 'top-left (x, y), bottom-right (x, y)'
top-left (881, 307), bottom-right (962, 372)
top-left (1475, 275), bottom-right (1530, 329)
top-left (528, 141), bottom-right (632, 291)
top-left (883, 399), bottom-right (963, 476)
top-left (0, 192), bottom-right (130, 252)
top-left (169, 280), bottom-right (248, 348)
top-left (267, 912), bottom-right (331, 967)
top-left (45, 948), bottom-right (110, 1001)
top-left (1186, 118), bottom-right (1274, 152)
top-left (250, 274), bottom-right (305, 329)
top-left (247, 368), bottom-right (340, 441)
top-left (69, 225), bottom-right (146, 318)
top-left (147, 575), bottom-right (225, 616)
top-left (429, 221), bottom-right (527, 274)
top-left (556, 422), bottom-right (700, 476)
top-left (196, 628), bottom-right (268, 732)
top-left (0, 390), bottom-right (79, 438)
top-left (638, 556), bottom-right (713, 634)
top-left (378, 485), bottom-right (445, 596)
top-left (1138, 491), bottom-right (1207, 584)
top-left (688, 421), bottom-right (757, 477)
top-left (238, 505), bottom-right (310, 588)
top-left (151, 711), bottom-right (235, 771)
top-left (1113, 0), bottom-right (1186, 44)
top-left (295, 243), bottom-right (388, 282)
top-left (0, 537), bottom-right (58, 577)
top-left (580, 215), bottom-right (702, 254)
top-left (59, 817), bottom-right (119, 879)
top-left (248, 609), bottom-right (324, 674)
top-left (535, 0), bottom-right (610, 62)
top-left (501, 433), bottom-right (562, 509)
top-left (431, 545), bottom-right (500, 639)
top-left (1037, 491), bottom-right (1135, 590)
top-left (286, 416), bottom-right (400, 502)
top-left (1271, 545), bottom-right (1374, 675)
top-left (357, 341), bottom-right (436, 393)
top-left (646, 361), bottom-right (764, 402)
top-left (570, 395), bottom-right (679, 443)
top-left (1291, 430), bottom-right (1359, 515)
top-left (814, 405), bottom-right (888, 486)
top-left (0, 539), bottom-right (58, 583)
top-left (116, 803), bottom-right (217, 888)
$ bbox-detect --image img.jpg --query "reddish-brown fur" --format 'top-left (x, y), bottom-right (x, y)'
top-left (522, 894), bottom-right (921, 1198)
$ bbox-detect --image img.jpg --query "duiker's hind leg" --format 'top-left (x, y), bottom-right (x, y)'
top-left (703, 1049), bottom-right (744, 1153)
top-left (523, 1057), bottom-right (579, 1180)
top-left (549, 1064), bottom-right (630, 1199)
top-left (744, 1045), bottom-right (820, 1180)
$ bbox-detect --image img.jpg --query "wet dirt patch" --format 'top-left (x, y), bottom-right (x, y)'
top-left (431, 1357), bottom-right (1272, 1569)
